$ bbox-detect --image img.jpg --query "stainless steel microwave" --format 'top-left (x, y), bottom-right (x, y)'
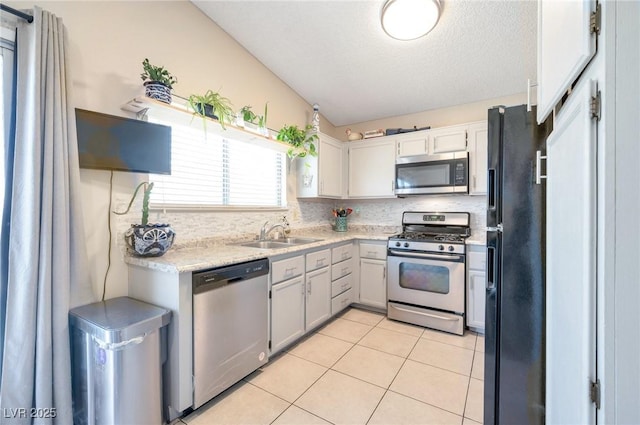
top-left (395, 152), bottom-right (469, 195)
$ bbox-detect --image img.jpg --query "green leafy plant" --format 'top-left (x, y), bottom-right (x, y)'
top-left (240, 103), bottom-right (269, 130)
top-left (114, 182), bottom-right (154, 226)
top-left (140, 58), bottom-right (177, 88)
top-left (187, 90), bottom-right (235, 130)
top-left (277, 124), bottom-right (318, 159)
top-left (240, 105), bottom-right (258, 124)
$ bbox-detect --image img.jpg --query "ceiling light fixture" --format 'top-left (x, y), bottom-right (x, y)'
top-left (381, 0), bottom-right (441, 41)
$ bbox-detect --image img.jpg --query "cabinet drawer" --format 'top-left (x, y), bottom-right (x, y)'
top-left (271, 255), bottom-right (304, 284)
top-left (332, 243), bottom-right (354, 264)
top-left (306, 249), bottom-right (331, 272)
top-left (332, 257), bottom-right (354, 281)
top-left (331, 274), bottom-right (352, 297)
top-left (359, 243), bottom-right (387, 260)
top-left (468, 249), bottom-right (487, 271)
top-left (331, 288), bottom-right (353, 316)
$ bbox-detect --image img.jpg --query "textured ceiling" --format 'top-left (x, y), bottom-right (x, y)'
top-left (192, 0), bottom-right (537, 127)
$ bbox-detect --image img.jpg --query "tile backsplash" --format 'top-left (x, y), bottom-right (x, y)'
top-left (332, 195), bottom-right (487, 236)
top-left (113, 192), bottom-right (486, 250)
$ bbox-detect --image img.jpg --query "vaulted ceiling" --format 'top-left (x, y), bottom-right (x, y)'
top-left (192, 0), bottom-right (537, 126)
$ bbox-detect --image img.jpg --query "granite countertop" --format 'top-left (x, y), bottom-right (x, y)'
top-left (124, 226), bottom-right (399, 274)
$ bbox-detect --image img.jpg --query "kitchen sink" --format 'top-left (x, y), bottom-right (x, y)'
top-left (273, 237), bottom-right (322, 245)
top-left (235, 237), bottom-right (323, 249)
top-left (237, 241), bottom-right (293, 249)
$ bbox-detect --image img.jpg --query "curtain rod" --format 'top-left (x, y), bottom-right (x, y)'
top-left (0, 3), bottom-right (33, 23)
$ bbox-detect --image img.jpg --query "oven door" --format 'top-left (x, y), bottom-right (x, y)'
top-left (387, 249), bottom-right (465, 314)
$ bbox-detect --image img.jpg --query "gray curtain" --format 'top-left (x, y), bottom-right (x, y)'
top-left (0, 7), bottom-right (94, 424)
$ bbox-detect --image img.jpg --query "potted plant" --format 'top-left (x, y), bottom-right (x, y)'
top-left (239, 103), bottom-right (269, 135)
top-left (114, 182), bottom-right (175, 257)
top-left (276, 124), bottom-right (318, 160)
top-left (140, 58), bottom-right (178, 104)
top-left (187, 89), bottom-right (235, 130)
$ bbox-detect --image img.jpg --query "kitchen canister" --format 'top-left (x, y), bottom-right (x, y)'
top-left (334, 216), bottom-right (348, 232)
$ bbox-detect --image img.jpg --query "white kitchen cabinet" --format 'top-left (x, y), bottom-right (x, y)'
top-left (468, 121), bottom-right (488, 195)
top-left (359, 258), bottom-right (386, 309)
top-left (331, 242), bottom-right (354, 315)
top-left (270, 275), bottom-right (305, 353)
top-left (545, 75), bottom-right (597, 424)
top-left (396, 126), bottom-right (468, 158)
top-left (347, 139), bottom-right (396, 198)
top-left (428, 124), bottom-right (468, 154)
top-left (396, 131), bottom-right (429, 157)
top-left (358, 241), bottom-right (387, 310)
top-left (297, 133), bottom-right (344, 199)
top-left (537, 0), bottom-right (597, 124)
top-left (305, 267), bottom-right (331, 330)
top-left (466, 244), bottom-right (487, 331)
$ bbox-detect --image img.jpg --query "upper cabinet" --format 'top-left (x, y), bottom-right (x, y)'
top-left (396, 132), bottom-right (429, 157)
top-left (468, 121), bottom-right (488, 195)
top-left (396, 125), bottom-right (468, 158)
top-left (537, 0), bottom-right (598, 123)
top-left (348, 139), bottom-right (396, 198)
top-left (297, 133), bottom-right (344, 199)
top-left (428, 124), bottom-right (468, 154)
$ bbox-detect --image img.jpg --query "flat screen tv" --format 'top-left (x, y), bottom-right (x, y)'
top-left (75, 108), bottom-right (171, 174)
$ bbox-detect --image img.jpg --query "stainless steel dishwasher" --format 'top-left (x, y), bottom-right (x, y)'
top-left (192, 258), bottom-right (269, 408)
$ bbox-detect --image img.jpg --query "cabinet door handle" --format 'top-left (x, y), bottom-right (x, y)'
top-left (535, 150), bottom-right (547, 185)
top-left (383, 266), bottom-right (386, 279)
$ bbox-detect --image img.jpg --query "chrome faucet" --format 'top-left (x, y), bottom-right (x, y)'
top-left (259, 221), bottom-right (285, 240)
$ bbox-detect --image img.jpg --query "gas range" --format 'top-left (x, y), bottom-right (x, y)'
top-left (387, 211), bottom-right (471, 335)
top-left (388, 212), bottom-right (470, 255)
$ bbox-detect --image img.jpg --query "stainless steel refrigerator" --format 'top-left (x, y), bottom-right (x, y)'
top-left (485, 105), bottom-right (553, 424)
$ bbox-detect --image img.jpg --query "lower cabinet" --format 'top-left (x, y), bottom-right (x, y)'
top-left (358, 241), bottom-right (388, 309)
top-left (330, 243), bottom-right (355, 315)
top-left (359, 258), bottom-right (387, 309)
top-left (305, 267), bottom-right (331, 330)
top-left (271, 276), bottom-right (305, 353)
top-left (270, 248), bottom-right (333, 354)
top-left (467, 244), bottom-right (487, 331)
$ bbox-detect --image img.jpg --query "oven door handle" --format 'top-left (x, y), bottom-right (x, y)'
top-left (389, 304), bottom-right (460, 322)
top-left (388, 249), bottom-right (464, 262)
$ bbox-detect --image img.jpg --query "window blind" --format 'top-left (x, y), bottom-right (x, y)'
top-left (148, 116), bottom-right (286, 208)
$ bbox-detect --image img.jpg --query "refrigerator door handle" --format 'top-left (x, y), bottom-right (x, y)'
top-left (488, 168), bottom-right (496, 210)
top-left (486, 245), bottom-right (496, 290)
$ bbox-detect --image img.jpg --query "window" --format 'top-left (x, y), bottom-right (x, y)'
top-left (148, 115), bottom-right (287, 209)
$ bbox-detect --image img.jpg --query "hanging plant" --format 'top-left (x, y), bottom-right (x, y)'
top-left (277, 124), bottom-right (318, 160)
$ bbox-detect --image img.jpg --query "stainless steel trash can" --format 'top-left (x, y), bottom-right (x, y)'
top-left (69, 297), bottom-right (171, 425)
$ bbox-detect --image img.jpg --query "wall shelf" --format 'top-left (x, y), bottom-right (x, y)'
top-left (121, 95), bottom-right (290, 153)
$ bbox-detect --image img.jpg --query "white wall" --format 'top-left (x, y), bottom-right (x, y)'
top-left (334, 93), bottom-right (528, 140)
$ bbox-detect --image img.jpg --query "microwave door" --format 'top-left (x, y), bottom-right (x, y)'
top-left (395, 155), bottom-right (459, 195)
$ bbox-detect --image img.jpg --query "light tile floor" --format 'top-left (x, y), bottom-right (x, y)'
top-left (181, 307), bottom-right (484, 425)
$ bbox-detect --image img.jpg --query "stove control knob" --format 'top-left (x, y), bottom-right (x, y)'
top-left (403, 242), bottom-right (410, 248)
top-left (438, 245), bottom-right (444, 251)
top-left (395, 241), bottom-right (401, 247)
top-left (448, 246), bottom-right (455, 252)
